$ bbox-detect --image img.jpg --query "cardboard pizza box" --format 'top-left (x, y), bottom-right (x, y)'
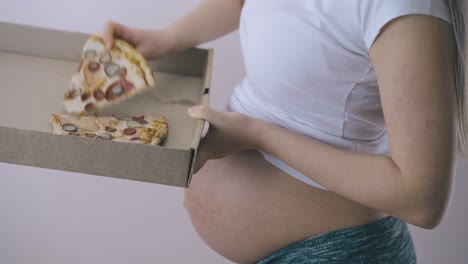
top-left (0, 21), bottom-right (212, 188)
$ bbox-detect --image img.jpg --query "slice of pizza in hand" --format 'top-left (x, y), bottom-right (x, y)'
top-left (51, 114), bottom-right (168, 145)
top-left (64, 35), bottom-right (155, 115)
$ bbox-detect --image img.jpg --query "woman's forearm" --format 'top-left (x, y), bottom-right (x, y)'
top-left (250, 118), bottom-right (452, 229)
top-left (165, 0), bottom-right (243, 53)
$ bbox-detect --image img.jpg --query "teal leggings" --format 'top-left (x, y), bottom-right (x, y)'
top-left (256, 216), bottom-right (416, 264)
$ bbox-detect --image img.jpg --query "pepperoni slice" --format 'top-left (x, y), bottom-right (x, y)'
top-left (130, 137), bottom-right (141, 141)
top-left (104, 69), bottom-right (135, 101)
top-left (85, 103), bottom-right (95, 112)
top-left (121, 78), bottom-right (135, 93)
top-left (123, 128), bottom-right (137, 136)
top-left (85, 133), bottom-right (96, 138)
top-left (105, 81), bottom-right (124, 101)
top-left (93, 90), bottom-right (105, 101)
top-left (88, 62), bottom-right (100, 72)
top-left (81, 92), bottom-right (90, 101)
top-left (105, 126), bottom-right (117, 133)
top-left (132, 116), bottom-right (148, 125)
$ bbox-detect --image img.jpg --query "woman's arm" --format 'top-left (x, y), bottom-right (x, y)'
top-left (189, 15), bottom-right (456, 229)
top-left (164, 0), bottom-right (244, 53)
top-left (258, 15), bottom-right (456, 229)
top-left (103, 0), bottom-right (243, 58)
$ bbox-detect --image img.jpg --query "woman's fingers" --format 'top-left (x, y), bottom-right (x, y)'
top-left (103, 21), bottom-right (132, 48)
top-left (188, 105), bottom-right (221, 125)
top-left (103, 21), bottom-right (117, 48)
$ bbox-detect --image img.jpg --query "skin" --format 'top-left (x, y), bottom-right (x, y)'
top-left (104, 1), bottom-right (456, 263)
top-left (103, 0), bottom-right (242, 59)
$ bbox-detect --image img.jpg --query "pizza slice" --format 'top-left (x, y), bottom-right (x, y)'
top-left (51, 114), bottom-right (168, 145)
top-left (63, 35), bottom-right (155, 115)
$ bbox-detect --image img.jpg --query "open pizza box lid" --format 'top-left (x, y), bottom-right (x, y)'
top-left (0, 21), bottom-right (212, 188)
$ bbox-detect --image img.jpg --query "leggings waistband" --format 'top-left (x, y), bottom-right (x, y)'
top-left (256, 216), bottom-right (416, 264)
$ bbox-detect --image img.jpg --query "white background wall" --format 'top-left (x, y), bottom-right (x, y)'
top-left (0, 1), bottom-right (467, 263)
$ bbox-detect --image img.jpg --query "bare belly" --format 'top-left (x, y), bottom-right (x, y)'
top-left (184, 150), bottom-right (386, 264)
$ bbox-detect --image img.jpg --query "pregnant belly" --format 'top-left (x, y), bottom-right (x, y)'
top-left (184, 150), bottom-right (386, 263)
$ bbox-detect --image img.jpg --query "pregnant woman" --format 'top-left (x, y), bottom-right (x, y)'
top-left (104, 0), bottom-right (466, 263)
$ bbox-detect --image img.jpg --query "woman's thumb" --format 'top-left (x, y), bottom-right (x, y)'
top-left (188, 105), bottom-right (218, 122)
top-left (103, 21), bottom-right (126, 48)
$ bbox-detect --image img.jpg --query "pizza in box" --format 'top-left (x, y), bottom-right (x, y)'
top-left (51, 35), bottom-right (168, 145)
top-left (63, 35), bottom-right (155, 115)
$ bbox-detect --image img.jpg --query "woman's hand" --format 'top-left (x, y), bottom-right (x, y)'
top-left (188, 105), bottom-right (261, 173)
top-left (102, 0), bottom-right (243, 59)
top-left (102, 21), bottom-right (175, 60)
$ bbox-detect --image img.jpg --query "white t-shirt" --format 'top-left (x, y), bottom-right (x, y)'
top-left (228, 0), bottom-right (453, 189)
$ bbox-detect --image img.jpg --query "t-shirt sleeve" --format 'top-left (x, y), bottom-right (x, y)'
top-left (361, 0), bottom-right (452, 50)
